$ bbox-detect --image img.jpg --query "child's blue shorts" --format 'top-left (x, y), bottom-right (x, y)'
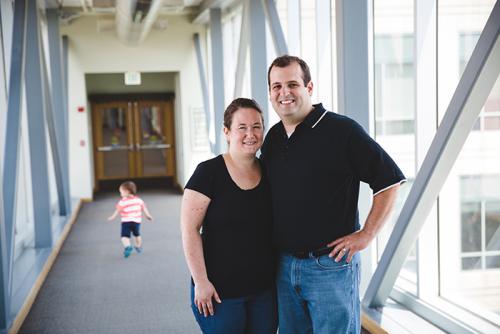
top-left (121, 222), bottom-right (141, 238)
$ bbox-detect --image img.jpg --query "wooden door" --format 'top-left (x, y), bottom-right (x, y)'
top-left (92, 99), bottom-right (176, 181)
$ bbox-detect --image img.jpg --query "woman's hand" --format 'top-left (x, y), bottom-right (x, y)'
top-left (194, 279), bottom-right (222, 317)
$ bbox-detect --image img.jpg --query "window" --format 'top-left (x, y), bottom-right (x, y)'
top-left (460, 32), bottom-right (500, 131)
top-left (460, 176), bottom-right (500, 271)
top-left (375, 35), bottom-right (415, 136)
top-left (374, 0), bottom-right (417, 294)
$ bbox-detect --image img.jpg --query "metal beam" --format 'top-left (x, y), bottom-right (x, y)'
top-left (25, 0), bottom-right (52, 248)
top-left (193, 0), bottom-right (240, 25)
top-left (209, 8), bottom-right (225, 154)
top-left (62, 35), bottom-right (68, 122)
top-left (335, 0), bottom-right (375, 295)
top-left (363, 0), bottom-right (500, 308)
top-left (261, 0), bottom-right (288, 56)
top-left (1, 0), bottom-right (26, 331)
top-left (0, 0), bottom-right (14, 80)
top-left (46, 9), bottom-right (71, 216)
top-left (233, 0), bottom-right (249, 99)
top-left (248, 0), bottom-right (268, 125)
top-left (336, 0), bottom-right (373, 128)
top-left (193, 33), bottom-right (214, 154)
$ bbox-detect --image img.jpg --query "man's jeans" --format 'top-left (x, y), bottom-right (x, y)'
top-left (276, 252), bottom-right (361, 334)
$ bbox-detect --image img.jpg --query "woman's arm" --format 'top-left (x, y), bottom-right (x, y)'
top-left (180, 189), bottom-right (221, 317)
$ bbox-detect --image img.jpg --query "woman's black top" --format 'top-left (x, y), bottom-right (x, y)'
top-left (185, 155), bottom-right (275, 299)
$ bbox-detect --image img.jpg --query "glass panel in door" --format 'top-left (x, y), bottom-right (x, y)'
top-left (96, 105), bottom-right (132, 179)
top-left (136, 102), bottom-right (170, 177)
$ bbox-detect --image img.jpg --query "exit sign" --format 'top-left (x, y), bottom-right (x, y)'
top-left (125, 71), bottom-right (141, 85)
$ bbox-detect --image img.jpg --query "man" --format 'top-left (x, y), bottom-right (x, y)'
top-left (261, 55), bottom-right (406, 333)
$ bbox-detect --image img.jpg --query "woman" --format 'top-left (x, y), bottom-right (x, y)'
top-left (181, 98), bottom-right (277, 333)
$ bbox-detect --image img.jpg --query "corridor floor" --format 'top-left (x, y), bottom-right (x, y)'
top-left (20, 189), bottom-right (199, 334)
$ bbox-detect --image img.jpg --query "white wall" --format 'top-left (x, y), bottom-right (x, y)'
top-left (67, 43), bottom-right (93, 199)
top-left (61, 15), bottom-right (210, 189)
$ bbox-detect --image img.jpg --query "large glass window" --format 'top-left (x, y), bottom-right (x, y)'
top-left (438, 0), bottom-right (499, 324)
top-left (374, 0), bottom-right (417, 293)
top-left (439, 85), bottom-right (500, 323)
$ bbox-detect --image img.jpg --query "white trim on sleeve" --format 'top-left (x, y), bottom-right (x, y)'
top-left (373, 179), bottom-right (407, 197)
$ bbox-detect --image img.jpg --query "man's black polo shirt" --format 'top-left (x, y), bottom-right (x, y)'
top-left (261, 103), bottom-right (406, 253)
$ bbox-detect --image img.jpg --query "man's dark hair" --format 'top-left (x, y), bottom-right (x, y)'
top-left (267, 55), bottom-right (311, 87)
top-left (223, 98), bottom-right (264, 129)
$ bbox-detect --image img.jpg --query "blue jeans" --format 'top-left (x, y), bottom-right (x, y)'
top-left (276, 252), bottom-right (360, 334)
top-left (190, 285), bottom-right (278, 334)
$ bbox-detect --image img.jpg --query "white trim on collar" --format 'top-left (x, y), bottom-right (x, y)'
top-left (311, 110), bottom-right (328, 128)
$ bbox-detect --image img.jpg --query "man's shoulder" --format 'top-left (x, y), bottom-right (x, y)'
top-left (320, 111), bottom-right (359, 131)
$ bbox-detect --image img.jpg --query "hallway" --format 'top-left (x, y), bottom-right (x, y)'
top-left (19, 190), bottom-right (198, 334)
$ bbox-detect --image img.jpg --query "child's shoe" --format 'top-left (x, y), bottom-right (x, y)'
top-left (134, 246), bottom-right (142, 253)
top-left (123, 246), bottom-right (133, 258)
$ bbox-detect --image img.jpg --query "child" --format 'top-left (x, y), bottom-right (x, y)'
top-left (108, 181), bottom-right (153, 258)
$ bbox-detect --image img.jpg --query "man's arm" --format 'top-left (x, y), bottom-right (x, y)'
top-left (328, 184), bottom-right (400, 263)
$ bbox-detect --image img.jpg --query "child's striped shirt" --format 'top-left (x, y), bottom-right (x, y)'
top-left (117, 195), bottom-right (145, 223)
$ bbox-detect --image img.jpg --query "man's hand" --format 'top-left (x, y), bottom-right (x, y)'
top-left (327, 229), bottom-right (375, 263)
top-left (327, 184), bottom-right (401, 263)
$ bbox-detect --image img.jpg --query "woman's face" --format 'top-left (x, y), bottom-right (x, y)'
top-left (224, 107), bottom-right (264, 156)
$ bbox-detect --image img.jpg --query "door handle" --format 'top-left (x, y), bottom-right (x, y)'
top-left (97, 145), bottom-right (130, 152)
top-left (136, 143), bottom-right (171, 150)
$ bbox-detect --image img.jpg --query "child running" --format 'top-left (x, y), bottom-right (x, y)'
top-left (108, 181), bottom-right (153, 258)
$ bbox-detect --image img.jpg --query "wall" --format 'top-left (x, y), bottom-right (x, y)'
top-left (67, 41), bottom-right (93, 199)
top-left (61, 15), bottom-right (210, 189)
top-left (86, 72), bottom-right (176, 94)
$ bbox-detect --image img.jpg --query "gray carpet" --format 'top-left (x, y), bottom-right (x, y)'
top-left (19, 189), bottom-right (199, 334)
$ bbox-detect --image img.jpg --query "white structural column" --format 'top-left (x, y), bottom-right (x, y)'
top-left (261, 0), bottom-right (288, 56)
top-left (315, 0), bottom-right (333, 111)
top-left (287, 0), bottom-right (301, 56)
top-left (194, 32), bottom-right (214, 154)
top-left (25, 0), bottom-right (52, 248)
top-left (364, 1), bottom-right (500, 313)
top-left (336, 0), bottom-right (375, 295)
top-left (248, 0), bottom-right (268, 125)
top-left (233, 0), bottom-right (249, 99)
top-left (209, 8), bottom-right (225, 154)
top-left (413, 0), bottom-right (438, 299)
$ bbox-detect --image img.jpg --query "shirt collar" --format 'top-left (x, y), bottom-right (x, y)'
top-left (277, 103), bottom-right (327, 138)
top-left (303, 103), bottom-right (327, 128)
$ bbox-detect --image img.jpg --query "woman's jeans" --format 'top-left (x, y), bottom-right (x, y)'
top-left (276, 252), bottom-right (361, 334)
top-left (190, 285), bottom-right (278, 334)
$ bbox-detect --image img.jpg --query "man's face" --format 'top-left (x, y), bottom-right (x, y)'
top-left (268, 62), bottom-right (313, 122)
